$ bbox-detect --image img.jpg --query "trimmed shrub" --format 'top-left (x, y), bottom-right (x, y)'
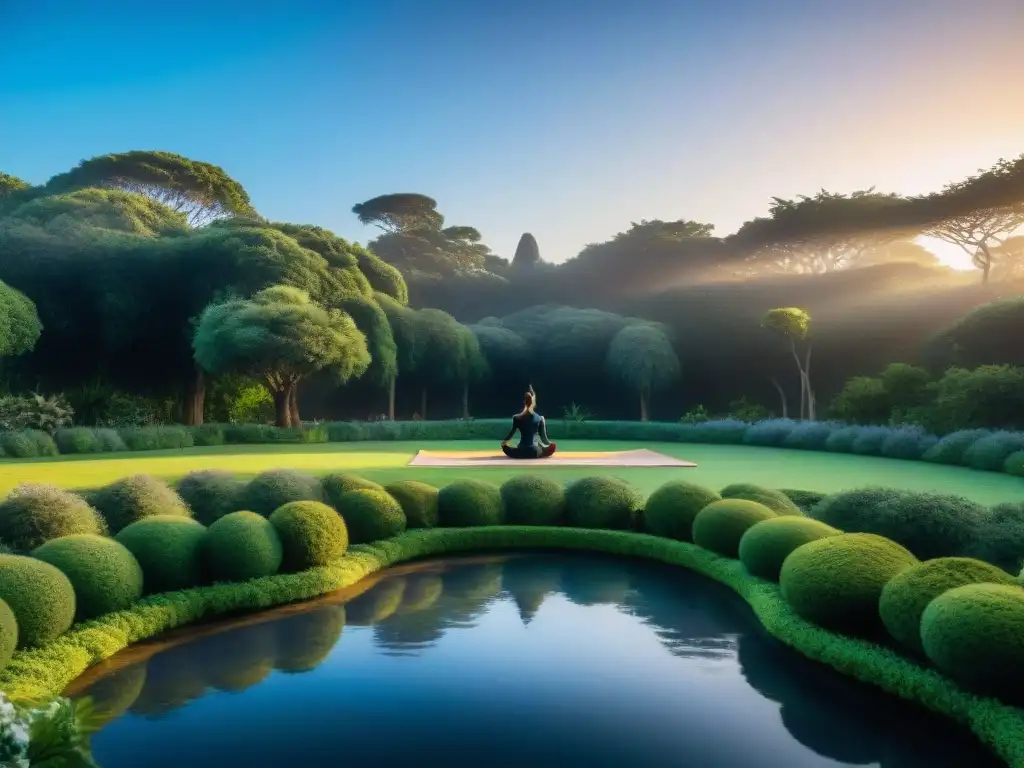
top-left (384, 480), bottom-right (439, 529)
top-left (782, 421), bottom-right (835, 451)
top-left (721, 484), bottom-right (801, 516)
top-left (243, 469), bottom-right (323, 517)
top-left (175, 470), bottom-right (246, 525)
top-left (190, 424), bottom-right (226, 447)
top-left (95, 428), bottom-right (127, 452)
top-left (963, 432), bottom-right (1024, 472)
top-left (336, 489), bottom-right (406, 545)
top-left (922, 429), bottom-right (990, 465)
top-left (850, 426), bottom-right (891, 456)
top-left (738, 517), bottom-right (840, 582)
top-left (742, 419), bottom-right (797, 447)
top-left (115, 516), bottom-right (208, 593)
top-left (676, 418), bottom-right (748, 444)
top-left (564, 476), bottom-right (642, 531)
top-left (1004, 450), bottom-right (1024, 477)
top-left (500, 476), bottom-right (565, 526)
top-left (879, 557), bottom-right (1016, 655)
top-left (0, 484), bottom-right (106, 551)
top-left (118, 426), bottom-right (194, 451)
top-left (968, 501), bottom-right (1024, 574)
top-left (778, 489), bottom-right (826, 512)
top-left (54, 427), bottom-right (102, 454)
top-left (824, 426), bottom-right (861, 453)
top-left (437, 480), bottom-right (503, 527)
top-left (0, 599), bottom-right (16, 671)
top-left (643, 481), bottom-right (721, 541)
top-left (0, 555), bottom-right (76, 647)
top-left (269, 501), bottom-right (349, 571)
top-left (692, 499), bottom-right (777, 558)
top-left (33, 534), bottom-right (143, 621)
top-left (880, 427), bottom-right (937, 461)
top-left (322, 472), bottom-right (384, 510)
top-left (203, 511), bottom-right (283, 582)
top-left (921, 583), bottom-right (1024, 703)
top-left (779, 533), bottom-right (917, 635)
top-left (325, 421), bottom-right (368, 442)
top-left (0, 430), bottom-right (57, 458)
top-left (90, 474), bottom-right (191, 534)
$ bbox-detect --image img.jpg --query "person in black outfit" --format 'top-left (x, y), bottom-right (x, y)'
top-left (501, 386), bottom-right (557, 459)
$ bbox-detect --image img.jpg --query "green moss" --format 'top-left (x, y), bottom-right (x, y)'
top-left (175, 470), bottom-right (246, 525)
top-left (32, 535), bottom-right (143, 621)
top-left (345, 577), bottom-right (406, 626)
top-left (738, 517), bottom-right (840, 582)
top-left (274, 606), bottom-right (345, 673)
top-left (269, 500), bottom-right (349, 571)
top-left (564, 476), bottom-right (642, 530)
top-left (335, 489), bottom-right (407, 545)
top-left (721, 483), bottom-right (802, 516)
top-left (90, 474), bottom-right (191, 534)
top-left (384, 480), bottom-right (439, 529)
top-left (322, 472), bottom-right (384, 511)
top-left (243, 469), bottom-right (323, 517)
top-left (780, 533), bottom-right (918, 636)
top-left (115, 516), bottom-right (208, 593)
top-left (692, 499), bottom-right (777, 558)
top-left (0, 484), bottom-right (106, 551)
top-left (202, 511), bottom-right (283, 582)
top-left (0, 600), bottom-right (16, 671)
top-left (500, 475), bottom-right (565, 526)
top-left (643, 481), bottom-right (721, 541)
top-left (0, 555), bottom-right (75, 648)
top-left (438, 480), bottom-right (502, 527)
top-left (922, 583), bottom-right (1024, 705)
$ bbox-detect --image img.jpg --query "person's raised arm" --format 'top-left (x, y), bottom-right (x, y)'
top-left (539, 416), bottom-right (550, 446)
top-left (502, 417), bottom-right (518, 445)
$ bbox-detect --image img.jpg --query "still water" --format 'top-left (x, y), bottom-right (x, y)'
top-left (72, 553), bottom-right (1001, 767)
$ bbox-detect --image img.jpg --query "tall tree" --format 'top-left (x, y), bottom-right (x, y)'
top-left (375, 293), bottom-right (421, 419)
top-left (511, 233), bottom-right (541, 271)
top-left (454, 326), bottom-right (488, 418)
top-left (0, 173), bottom-right (30, 203)
top-left (352, 193), bottom-right (443, 234)
top-left (604, 324), bottom-right (681, 421)
top-left (761, 307), bottom-right (815, 420)
top-left (408, 308), bottom-right (466, 418)
top-left (333, 293), bottom-right (398, 416)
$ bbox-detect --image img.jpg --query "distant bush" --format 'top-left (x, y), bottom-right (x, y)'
top-left (222, 424), bottom-right (328, 445)
top-left (500, 476), bottom-right (565, 526)
top-left (850, 426), bottom-right (891, 456)
top-left (324, 422), bottom-right (368, 442)
top-left (720, 483), bottom-right (801, 516)
top-left (243, 469), bottom-right (323, 516)
top-left (269, 500), bottom-right (349, 571)
top-left (115, 516), bottom-right (208, 593)
top-left (782, 421), bottom-right (836, 451)
top-left (33, 534), bottom-right (144, 621)
top-left (922, 429), bottom-right (990, 465)
top-left (90, 474), bottom-right (191, 534)
top-left (336, 488), bottom-right (406, 544)
top-left (95, 428), bottom-right (127, 452)
top-left (118, 426), bottom-right (194, 451)
top-left (0, 600), bottom-right (15, 671)
top-left (202, 511), bottom-right (283, 582)
top-left (643, 481), bottom-right (720, 541)
top-left (384, 480), bottom-right (439, 528)
top-left (175, 470), bottom-right (246, 526)
top-left (54, 427), bottom-right (102, 454)
top-left (564, 477), bottom-right (642, 531)
top-left (879, 427), bottom-right (937, 460)
top-left (968, 502), bottom-right (1024, 574)
top-left (438, 480), bottom-right (503, 527)
top-left (0, 483), bottom-right (107, 551)
top-left (962, 432), bottom-right (1024, 472)
top-left (0, 393), bottom-right (73, 434)
top-left (738, 517), bottom-right (840, 582)
top-left (743, 419), bottom-right (797, 447)
top-left (0, 429), bottom-right (56, 458)
top-left (826, 376), bottom-right (891, 425)
top-left (190, 424), bottom-right (226, 447)
top-left (1004, 451), bottom-right (1024, 477)
top-left (692, 499), bottom-right (777, 558)
top-left (777, 489), bottom-right (826, 512)
top-left (0, 555), bottom-right (76, 647)
top-left (879, 557), bottom-right (1016, 655)
top-left (676, 419), bottom-right (748, 444)
top-left (779, 533), bottom-right (917, 635)
top-left (321, 473), bottom-right (384, 510)
top-left (824, 426), bottom-right (861, 453)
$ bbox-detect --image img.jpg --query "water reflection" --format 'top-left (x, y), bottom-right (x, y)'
top-left (76, 554), bottom-right (1002, 768)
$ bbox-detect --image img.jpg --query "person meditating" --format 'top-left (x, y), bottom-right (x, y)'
top-left (501, 386), bottom-right (557, 459)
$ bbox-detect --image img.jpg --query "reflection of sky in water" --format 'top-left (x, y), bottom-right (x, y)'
top-left (78, 556), bottom-right (1001, 768)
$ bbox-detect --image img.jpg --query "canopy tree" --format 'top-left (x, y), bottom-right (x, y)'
top-left (761, 307), bottom-right (815, 420)
top-left (406, 308), bottom-right (472, 418)
top-left (924, 297), bottom-right (1024, 370)
top-left (0, 280), bottom-right (42, 361)
top-left (0, 173), bottom-right (30, 204)
top-left (454, 325), bottom-right (488, 418)
top-left (376, 293), bottom-right (422, 418)
top-left (604, 324), bottom-right (681, 421)
top-left (511, 233), bottom-right (541, 272)
top-left (333, 293), bottom-right (398, 418)
top-left (368, 226), bottom-right (493, 276)
top-left (352, 193), bottom-right (443, 233)
top-left (193, 286), bottom-right (370, 427)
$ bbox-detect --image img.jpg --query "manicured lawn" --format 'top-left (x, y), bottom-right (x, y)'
top-left (0, 440), bottom-right (1021, 504)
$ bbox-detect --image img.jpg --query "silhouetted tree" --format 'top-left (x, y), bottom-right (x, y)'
top-left (511, 232), bottom-right (541, 271)
top-left (352, 193), bottom-right (443, 233)
top-left (604, 324), bottom-right (681, 421)
top-left (762, 307), bottom-right (815, 420)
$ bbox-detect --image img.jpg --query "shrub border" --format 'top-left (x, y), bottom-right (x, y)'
top-left (1, 527), bottom-right (1021, 766)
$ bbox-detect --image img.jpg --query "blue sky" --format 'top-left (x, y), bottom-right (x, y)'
top-left (2, 0), bottom-right (1022, 266)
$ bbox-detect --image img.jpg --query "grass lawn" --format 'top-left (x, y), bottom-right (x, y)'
top-left (0, 440), bottom-right (1020, 504)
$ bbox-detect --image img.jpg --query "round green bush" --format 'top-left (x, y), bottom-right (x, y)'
top-left (95, 428), bottom-right (127, 452)
top-left (720, 483), bottom-right (802, 516)
top-left (55, 427), bottom-right (102, 454)
top-left (437, 480), bottom-right (503, 527)
top-left (564, 477), bottom-right (642, 530)
top-left (500, 475), bottom-right (565, 526)
top-left (778, 489), bottom-right (827, 513)
top-left (321, 472), bottom-right (384, 510)
top-left (202, 511), bottom-right (283, 582)
top-left (115, 516), bottom-right (208, 593)
top-left (269, 500), bottom-right (349, 571)
top-left (0, 483), bottom-right (107, 551)
top-left (0, 599), bottom-right (17, 670)
top-left (922, 429), bottom-right (990, 465)
top-left (643, 481), bottom-right (721, 541)
top-left (383, 480), bottom-right (439, 528)
top-left (0, 555), bottom-right (76, 647)
top-left (879, 557), bottom-right (1016, 655)
top-left (779, 533), bottom-right (918, 635)
top-left (243, 469), bottom-right (323, 517)
top-left (33, 534), bottom-right (144, 621)
top-left (336, 489), bottom-right (406, 545)
top-left (738, 517), bottom-right (840, 582)
top-left (921, 583), bottom-right (1024, 703)
top-left (90, 474), bottom-right (191, 534)
top-left (175, 470), bottom-right (247, 525)
top-left (1004, 450), bottom-right (1024, 477)
top-left (968, 501), bottom-right (1024, 574)
top-left (691, 499), bottom-right (778, 558)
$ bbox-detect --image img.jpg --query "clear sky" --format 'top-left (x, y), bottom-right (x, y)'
top-left (2, 0), bottom-right (1023, 269)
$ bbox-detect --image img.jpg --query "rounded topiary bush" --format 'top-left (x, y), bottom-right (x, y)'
top-left (720, 483), bottom-right (801, 516)
top-left (738, 517), bottom-right (840, 582)
top-left (55, 427), bottom-right (102, 454)
top-left (202, 511), bottom-right (283, 582)
top-left (335, 489), bottom-right (406, 544)
top-left (500, 475), bottom-right (566, 526)
top-left (643, 481), bottom-right (720, 541)
top-left (90, 474), bottom-right (191, 534)
top-left (968, 501), bottom-right (1024, 575)
top-left (564, 477), bottom-right (642, 530)
top-left (779, 533), bottom-right (918, 635)
top-left (384, 480), bottom-right (439, 529)
top-left (95, 428), bottom-right (127, 452)
top-left (781, 422), bottom-right (834, 451)
top-left (175, 470), bottom-right (247, 526)
top-left (778, 489), bottom-right (826, 513)
top-left (0, 483), bottom-right (107, 551)
top-left (115, 516), bottom-right (208, 593)
top-left (1004, 451), bottom-right (1024, 477)
top-left (437, 480), bottom-right (503, 527)
top-left (0, 555), bottom-right (76, 647)
top-left (922, 429), bottom-right (991, 465)
top-left (33, 534), bottom-right (144, 621)
top-left (921, 583), bottom-right (1024, 703)
top-left (880, 428), bottom-right (937, 461)
top-left (824, 426), bottom-right (861, 453)
top-left (879, 557), bottom-right (1016, 655)
top-left (963, 432), bottom-right (1024, 472)
top-left (0, 599), bottom-right (16, 669)
top-left (269, 500), bottom-right (349, 571)
top-left (243, 469), bottom-right (323, 517)
top-left (850, 427), bottom-right (891, 456)
top-left (691, 499), bottom-right (777, 558)
top-left (321, 473), bottom-right (384, 511)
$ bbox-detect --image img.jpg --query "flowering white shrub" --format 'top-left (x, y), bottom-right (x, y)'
top-left (0, 691), bottom-right (101, 767)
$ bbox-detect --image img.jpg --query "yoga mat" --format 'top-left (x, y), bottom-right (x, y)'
top-left (407, 449), bottom-right (697, 468)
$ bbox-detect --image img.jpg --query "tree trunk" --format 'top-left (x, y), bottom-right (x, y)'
top-left (388, 378), bottom-right (396, 421)
top-left (183, 365), bottom-right (206, 426)
top-left (420, 388), bottom-right (428, 420)
top-left (462, 382), bottom-right (470, 419)
top-left (272, 386), bottom-right (293, 428)
top-left (804, 345), bottom-right (815, 420)
top-left (790, 341), bottom-right (806, 420)
top-left (770, 377), bottom-right (788, 419)
top-left (640, 390), bottom-right (650, 422)
top-left (288, 385), bottom-right (301, 428)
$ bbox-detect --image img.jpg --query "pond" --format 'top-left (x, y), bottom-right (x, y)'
top-left (70, 553), bottom-right (1002, 767)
